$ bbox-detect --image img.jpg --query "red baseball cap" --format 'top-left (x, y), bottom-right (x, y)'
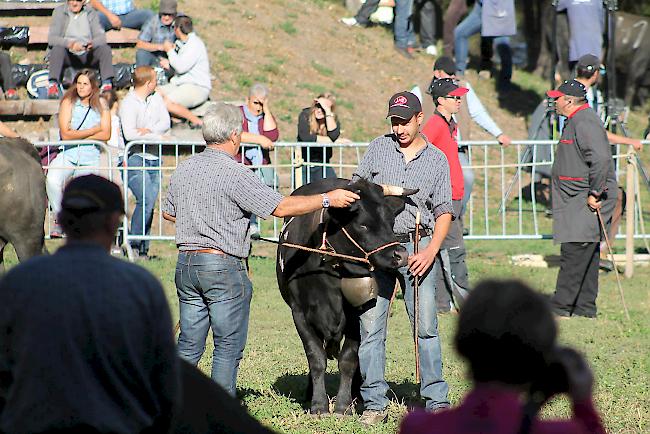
top-left (429, 78), bottom-right (469, 99)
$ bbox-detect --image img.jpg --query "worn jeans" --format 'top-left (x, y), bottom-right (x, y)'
top-left (359, 236), bottom-right (449, 411)
top-left (126, 155), bottom-right (160, 255)
top-left (98, 8), bottom-right (154, 31)
top-left (453, 1), bottom-right (511, 83)
top-left (394, 0), bottom-right (416, 48)
top-left (175, 252), bottom-right (253, 396)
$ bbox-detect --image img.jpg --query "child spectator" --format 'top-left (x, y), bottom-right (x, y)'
top-left (297, 93), bottom-right (341, 184)
top-left (136, 0), bottom-right (177, 68)
top-left (47, 69), bottom-right (111, 238)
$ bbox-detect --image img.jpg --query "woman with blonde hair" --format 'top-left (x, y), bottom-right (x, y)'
top-left (47, 68), bottom-right (111, 237)
top-left (297, 93), bottom-right (341, 184)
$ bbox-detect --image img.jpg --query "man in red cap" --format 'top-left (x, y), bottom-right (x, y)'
top-left (421, 78), bottom-right (470, 311)
top-left (352, 91), bottom-right (454, 425)
top-left (547, 80), bottom-right (616, 318)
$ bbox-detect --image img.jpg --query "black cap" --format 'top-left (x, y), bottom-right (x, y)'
top-left (433, 56), bottom-right (456, 75)
top-left (576, 54), bottom-right (601, 73)
top-left (386, 91), bottom-right (422, 119)
top-left (428, 78), bottom-right (469, 99)
top-left (547, 79), bottom-right (587, 99)
top-left (61, 175), bottom-right (124, 215)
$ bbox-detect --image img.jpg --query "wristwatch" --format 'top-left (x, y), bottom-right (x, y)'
top-left (321, 193), bottom-right (330, 208)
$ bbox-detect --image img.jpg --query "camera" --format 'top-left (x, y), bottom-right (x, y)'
top-left (529, 346), bottom-right (571, 399)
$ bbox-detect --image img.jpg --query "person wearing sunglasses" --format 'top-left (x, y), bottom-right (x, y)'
top-left (47, 0), bottom-right (115, 99)
top-left (135, 0), bottom-right (177, 68)
top-left (421, 77), bottom-right (470, 313)
top-left (90, 0), bottom-right (153, 32)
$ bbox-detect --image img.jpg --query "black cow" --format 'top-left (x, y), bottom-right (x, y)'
top-left (540, 5), bottom-right (650, 106)
top-left (0, 138), bottom-right (46, 272)
top-left (276, 177), bottom-right (414, 415)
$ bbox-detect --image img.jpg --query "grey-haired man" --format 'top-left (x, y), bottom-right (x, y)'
top-left (163, 102), bottom-right (359, 395)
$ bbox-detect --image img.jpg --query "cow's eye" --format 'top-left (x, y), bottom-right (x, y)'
top-left (359, 225), bottom-right (368, 231)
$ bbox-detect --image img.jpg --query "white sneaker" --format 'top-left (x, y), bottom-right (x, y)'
top-left (425, 45), bottom-right (438, 56)
top-left (340, 17), bottom-right (359, 27)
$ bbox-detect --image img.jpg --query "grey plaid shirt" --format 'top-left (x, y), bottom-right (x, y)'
top-left (163, 148), bottom-right (283, 257)
top-left (352, 134), bottom-right (454, 234)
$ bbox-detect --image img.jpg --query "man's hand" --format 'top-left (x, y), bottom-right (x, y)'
top-left (587, 195), bottom-right (601, 211)
top-left (326, 189), bottom-right (360, 208)
top-left (259, 135), bottom-right (275, 150)
top-left (162, 40), bottom-right (175, 52)
top-left (159, 58), bottom-right (170, 70)
top-left (137, 128), bottom-right (152, 135)
top-left (85, 41), bottom-right (93, 50)
top-left (497, 133), bottom-right (512, 147)
top-left (108, 13), bottom-right (122, 30)
top-left (628, 138), bottom-right (642, 151)
top-left (69, 41), bottom-right (85, 52)
top-left (408, 245), bottom-right (437, 277)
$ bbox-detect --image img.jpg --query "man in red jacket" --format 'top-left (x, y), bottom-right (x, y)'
top-left (421, 78), bottom-right (470, 311)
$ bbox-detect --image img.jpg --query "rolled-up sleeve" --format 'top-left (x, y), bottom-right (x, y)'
top-left (230, 169), bottom-right (283, 219)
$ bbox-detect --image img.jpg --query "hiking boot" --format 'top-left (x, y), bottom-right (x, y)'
top-left (47, 83), bottom-right (60, 99)
top-left (4, 88), bottom-right (18, 100)
top-left (359, 409), bottom-right (387, 426)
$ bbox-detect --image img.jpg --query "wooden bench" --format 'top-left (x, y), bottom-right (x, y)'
top-left (0, 99), bottom-right (59, 117)
top-left (28, 26), bottom-right (139, 45)
top-left (0, 2), bottom-right (61, 12)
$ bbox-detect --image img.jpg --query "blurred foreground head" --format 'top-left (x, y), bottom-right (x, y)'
top-left (455, 280), bottom-right (557, 386)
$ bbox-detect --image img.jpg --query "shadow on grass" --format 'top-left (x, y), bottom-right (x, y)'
top-left (497, 82), bottom-right (543, 118)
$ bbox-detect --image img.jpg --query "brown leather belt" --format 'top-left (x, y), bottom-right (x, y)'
top-left (395, 229), bottom-right (431, 243)
top-left (188, 248), bottom-right (225, 255)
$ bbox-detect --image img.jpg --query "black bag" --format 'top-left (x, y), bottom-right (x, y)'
top-left (11, 63), bottom-right (47, 88)
top-left (0, 27), bottom-right (30, 47)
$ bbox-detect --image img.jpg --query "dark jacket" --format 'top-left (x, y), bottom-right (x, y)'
top-left (551, 104), bottom-right (617, 243)
top-left (297, 107), bottom-right (340, 164)
top-left (48, 3), bottom-right (107, 49)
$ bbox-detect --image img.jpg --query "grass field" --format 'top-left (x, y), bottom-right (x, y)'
top-left (8, 237), bottom-right (646, 433)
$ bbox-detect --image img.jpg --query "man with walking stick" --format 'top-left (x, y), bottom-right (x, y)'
top-left (547, 80), bottom-right (617, 318)
top-left (352, 91), bottom-right (454, 425)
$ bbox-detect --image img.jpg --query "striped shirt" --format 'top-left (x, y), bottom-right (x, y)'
top-left (99, 0), bottom-right (134, 15)
top-left (352, 134), bottom-right (454, 234)
top-left (163, 148), bottom-right (283, 257)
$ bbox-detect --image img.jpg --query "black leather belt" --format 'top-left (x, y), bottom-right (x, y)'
top-left (395, 230), bottom-right (430, 243)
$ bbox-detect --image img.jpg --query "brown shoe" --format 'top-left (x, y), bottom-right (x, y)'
top-left (359, 409), bottom-right (387, 426)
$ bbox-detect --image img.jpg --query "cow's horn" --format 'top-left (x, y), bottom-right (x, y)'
top-left (382, 185), bottom-right (419, 196)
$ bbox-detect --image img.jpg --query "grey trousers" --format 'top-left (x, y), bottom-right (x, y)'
top-left (48, 44), bottom-right (114, 83)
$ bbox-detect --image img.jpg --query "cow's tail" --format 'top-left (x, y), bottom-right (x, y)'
top-left (325, 339), bottom-right (340, 360)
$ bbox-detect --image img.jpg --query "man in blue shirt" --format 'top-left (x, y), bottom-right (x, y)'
top-left (136, 0), bottom-right (177, 68)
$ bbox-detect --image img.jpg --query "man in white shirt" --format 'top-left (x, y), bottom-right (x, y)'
top-left (157, 15), bottom-right (210, 127)
top-left (119, 65), bottom-right (171, 258)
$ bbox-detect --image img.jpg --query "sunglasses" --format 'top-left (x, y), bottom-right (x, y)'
top-left (443, 95), bottom-right (462, 101)
top-left (68, 0), bottom-right (84, 3)
top-left (252, 101), bottom-right (263, 106)
top-left (160, 13), bottom-right (176, 17)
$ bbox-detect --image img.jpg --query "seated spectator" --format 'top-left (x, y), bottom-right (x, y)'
top-left (90, 0), bottom-right (154, 31)
top-left (0, 121), bottom-right (18, 138)
top-left (47, 69), bottom-right (110, 238)
top-left (238, 83), bottom-right (279, 235)
top-left (399, 279), bottom-right (605, 434)
top-left (119, 65), bottom-right (171, 259)
top-left (297, 93), bottom-right (341, 184)
top-left (136, 0), bottom-right (177, 68)
top-left (157, 15), bottom-right (209, 127)
top-left (0, 51), bottom-right (17, 100)
top-left (47, 0), bottom-right (114, 99)
top-left (0, 175), bottom-right (179, 433)
top-left (99, 89), bottom-right (124, 187)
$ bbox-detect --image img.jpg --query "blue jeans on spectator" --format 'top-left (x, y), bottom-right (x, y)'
top-left (454, 1), bottom-right (511, 84)
top-left (359, 236), bottom-right (449, 411)
top-left (126, 154), bottom-right (160, 256)
top-left (175, 252), bottom-right (253, 396)
top-left (98, 8), bottom-right (154, 31)
top-left (302, 165), bottom-right (336, 185)
top-left (394, 0), bottom-right (416, 48)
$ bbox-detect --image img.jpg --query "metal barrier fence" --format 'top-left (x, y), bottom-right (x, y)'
top-left (35, 139), bottom-right (650, 256)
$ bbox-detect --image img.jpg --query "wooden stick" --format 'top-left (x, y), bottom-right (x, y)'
top-left (414, 211), bottom-right (421, 383)
top-left (597, 208), bottom-right (631, 321)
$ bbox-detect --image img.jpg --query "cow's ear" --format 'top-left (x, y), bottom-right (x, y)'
top-left (384, 196), bottom-right (407, 216)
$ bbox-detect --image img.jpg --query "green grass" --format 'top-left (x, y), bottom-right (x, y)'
top-left (7, 236), bottom-right (645, 433)
top-left (311, 61), bottom-right (334, 78)
top-left (278, 21), bottom-right (297, 36)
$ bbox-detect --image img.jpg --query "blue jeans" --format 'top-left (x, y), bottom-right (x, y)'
top-left (454, 1), bottom-right (511, 82)
top-left (394, 0), bottom-right (416, 48)
top-left (126, 155), bottom-right (160, 255)
top-left (98, 8), bottom-right (154, 31)
top-left (175, 252), bottom-right (253, 396)
top-left (359, 236), bottom-right (449, 410)
top-left (135, 49), bottom-right (165, 67)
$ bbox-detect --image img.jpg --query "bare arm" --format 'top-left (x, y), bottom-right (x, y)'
top-left (272, 189), bottom-right (359, 218)
top-left (606, 131), bottom-right (642, 151)
top-left (59, 100), bottom-right (102, 140)
top-left (86, 108), bottom-right (111, 141)
top-left (136, 40), bottom-right (164, 52)
top-left (162, 212), bottom-right (176, 223)
top-left (408, 212), bottom-right (452, 277)
top-left (0, 121), bottom-right (19, 138)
